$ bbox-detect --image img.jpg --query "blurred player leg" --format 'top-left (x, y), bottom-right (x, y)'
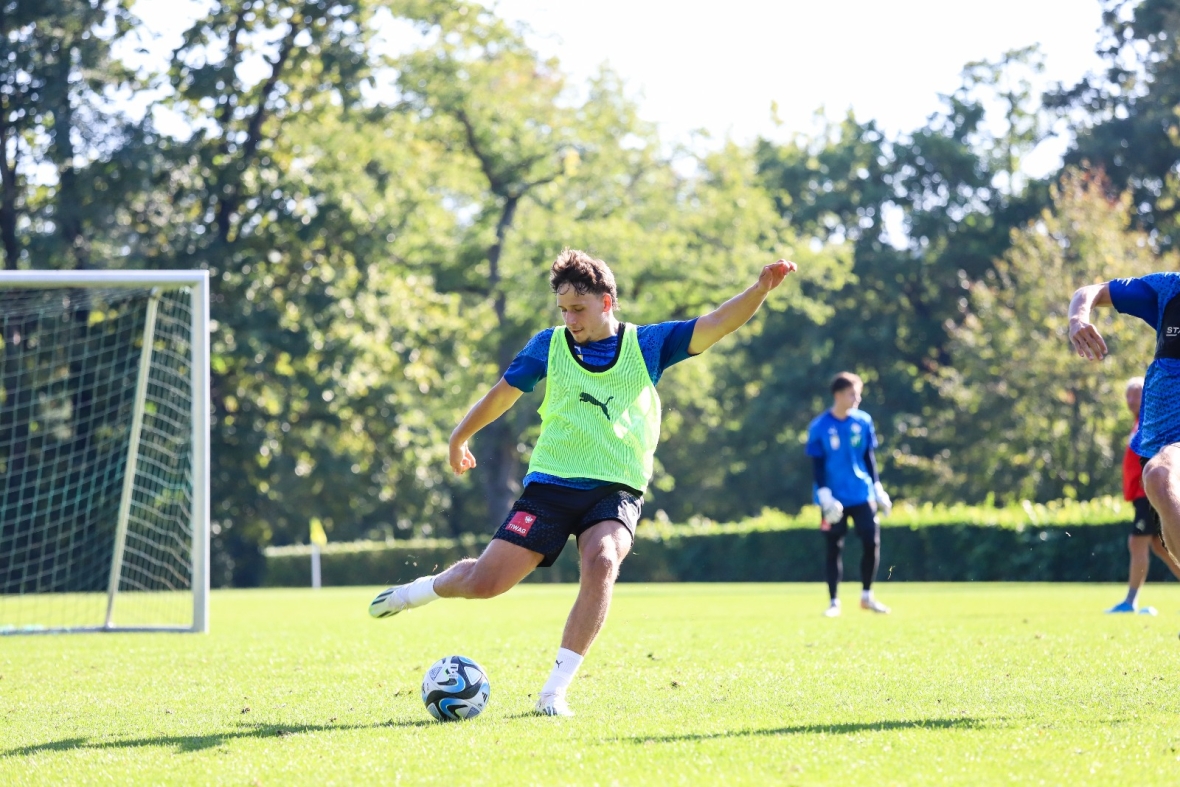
top-left (1148, 535), bottom-right (1180, 580)
top-left (1108, 535), bottom-right (1151, 613)
top-left (1143, 444), bottom-right (1180, 564)
top-left (824, 517), bottom-right (847, 616)
top-left (853, 504), bottom-right (889, 614)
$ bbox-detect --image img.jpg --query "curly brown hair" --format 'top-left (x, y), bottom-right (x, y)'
top-left (549, 248), bottom-right (618, 307)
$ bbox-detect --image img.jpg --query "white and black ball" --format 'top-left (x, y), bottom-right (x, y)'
top-left (421, 656), bottom-right (490, 721)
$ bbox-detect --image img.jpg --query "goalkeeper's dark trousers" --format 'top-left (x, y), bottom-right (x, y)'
top-left (823, 502), bottom-right (880, 600)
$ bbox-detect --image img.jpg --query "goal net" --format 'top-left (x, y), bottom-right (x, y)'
top-left (0, 272), bottom-right (209, 634)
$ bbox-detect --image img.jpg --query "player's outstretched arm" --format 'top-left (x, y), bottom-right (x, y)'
top-left (1068, 282), bottom-right (1113, 361)
top-left (448, 378), bottom-right (523, 475)
top-left (688, 259), bottom-right (798, 354)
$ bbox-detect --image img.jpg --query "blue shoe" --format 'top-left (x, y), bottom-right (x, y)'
top-left (1139, 606), bottom-right (1158, 616)
top-left (1106, 601), bottom-right (1137, 614)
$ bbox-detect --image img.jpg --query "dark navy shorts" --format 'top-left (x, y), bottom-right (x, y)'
top-left (1130, 496), bottom-right (1161, 538)
top-left (1134, 455), bottom-right (1164, 539)
top-left (820, 502), bottom-right (880, 545)
top-left (493, 482), bottom-right (643, 567)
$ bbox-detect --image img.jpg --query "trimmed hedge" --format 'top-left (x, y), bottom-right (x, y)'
top-left (619, 522), bottom-right (1151, 583)
top-left (264, 498), bottom-right (1172, 586)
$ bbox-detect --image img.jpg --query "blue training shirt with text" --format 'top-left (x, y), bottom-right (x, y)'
top-left (1109, 272), bottom-right (1180, 459)
top-left (805, 409), bottom-right (879, 507)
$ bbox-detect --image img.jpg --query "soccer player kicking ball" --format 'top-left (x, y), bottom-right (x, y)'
top-left (806, 372), bottom-right (892, 617)
top-left (369, 249), bottom-right (798, 716)
top-left (1070, 273), bottom-right (1180, 583)
top-left (1106, 376), bottom-right (1180, 616)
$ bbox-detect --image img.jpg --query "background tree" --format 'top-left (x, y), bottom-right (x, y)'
top-left (0, 0), bottom-right (141, 271)
top-left (935, 168), bottom-right (1163, 502)
top-left (393, 4), bottom-right (580, 522)
top-left (751, 46), bottom-right (1053, 508)
top-left (0, 0), bottom-right (156, 595)
top-left (1050, 0), bottom-right (1180, 242)
top-left (7, 0), bottom-right (1180, 587)
top-left (141, 0), bottom-right (412, 584)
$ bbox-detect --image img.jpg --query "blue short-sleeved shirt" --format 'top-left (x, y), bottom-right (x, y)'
top-left (1109, 272), bottom-right (1180, 459)
top-left (805, 409), bottom-right (878, 507)
top-left (504, 319), bottom-right (698, 489)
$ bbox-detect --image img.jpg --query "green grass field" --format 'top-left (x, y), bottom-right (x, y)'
top-left (3, 583), bottom-right (1180, 785)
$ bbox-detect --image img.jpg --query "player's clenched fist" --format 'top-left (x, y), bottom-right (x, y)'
top-left (449, 439), bottom-right (477, 475)
top-left (757, 260), bottom-right (797, 293)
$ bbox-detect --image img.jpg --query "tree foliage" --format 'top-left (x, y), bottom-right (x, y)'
top-left (750, 46), bottom-right (1052, 509)
top-left (936, 169), bottom-right (1164, 502)
top-left (0, 0), bottom-right (142, 270)
top-left (1050, 0), bottom-right (1180, 241)
top-left (5, 0), bottom-right (1180, 585)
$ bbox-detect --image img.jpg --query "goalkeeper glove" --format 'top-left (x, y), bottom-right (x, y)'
top-left (816, 487), bottom-right (844, 523)
top-left (873, 482), bottom-right (892, 517)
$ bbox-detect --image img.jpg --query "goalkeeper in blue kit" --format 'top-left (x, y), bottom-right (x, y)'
top-left (806, 372), bottom-right (892, 617)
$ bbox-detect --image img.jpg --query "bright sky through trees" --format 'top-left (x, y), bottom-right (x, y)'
top-left (492, 0), bottom-right (1106, 175)
top-left (131, 0), bottom-right (1104, 177)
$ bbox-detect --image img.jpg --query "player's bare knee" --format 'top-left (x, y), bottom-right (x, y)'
top-left (1142, 460), bottom-right (1174, 502)
top-left (582, 546), bottom-right (621, 582)
top-left (1151, 446), bottom-right (1180, 479)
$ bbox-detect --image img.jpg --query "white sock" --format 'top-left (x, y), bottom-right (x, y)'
top-left (829, 598), bottom-right (841, 606)
top-left (540, 647), bottom-right (583, 696)
top-left (861, 589), bottom-right (873, 601)
top-left (404, 575), bottom-right (440, 608)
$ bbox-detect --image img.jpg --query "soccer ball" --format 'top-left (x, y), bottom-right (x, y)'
top-left (421, 655), bottom-right (490, 721)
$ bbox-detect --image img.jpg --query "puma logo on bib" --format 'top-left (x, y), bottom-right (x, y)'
top-left (579, 392), bottom-right (614, 420)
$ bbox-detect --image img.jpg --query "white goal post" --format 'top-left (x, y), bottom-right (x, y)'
top-left (0, 271), bottom-right (209, 634)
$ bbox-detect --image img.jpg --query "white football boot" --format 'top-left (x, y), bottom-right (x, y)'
top-left (861, 596), bottom-right (890, 614)
top-left (368, 585), bottom-right (410, 618)
top-left (534, 692), bottom-right (574, 717)
top-left (823, 599), bottom-right (841, 617)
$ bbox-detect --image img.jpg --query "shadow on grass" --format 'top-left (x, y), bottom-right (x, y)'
top-left (623, 717), bottom-right (994, 744)
top-left (4, 718), bottom-right (436, 757)
top-left (503, 710), bottom-right (561, 721)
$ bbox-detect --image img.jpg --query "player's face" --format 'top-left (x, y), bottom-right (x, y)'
top-left (1126, 385), bottom-right (1142, 418)
top-left (834, 384), bottom-right (862, 410)
top-left (556, 285), bottom-right (613, 344)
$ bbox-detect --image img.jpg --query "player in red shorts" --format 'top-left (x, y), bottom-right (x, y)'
top-left (1106, 377), bottom-right (1180, 614)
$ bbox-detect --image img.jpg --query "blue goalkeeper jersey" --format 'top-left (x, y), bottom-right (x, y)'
top-left (1109, 271), bottom-right (1180, 459)
top-left (805, 409), bottom-right (878, 507)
